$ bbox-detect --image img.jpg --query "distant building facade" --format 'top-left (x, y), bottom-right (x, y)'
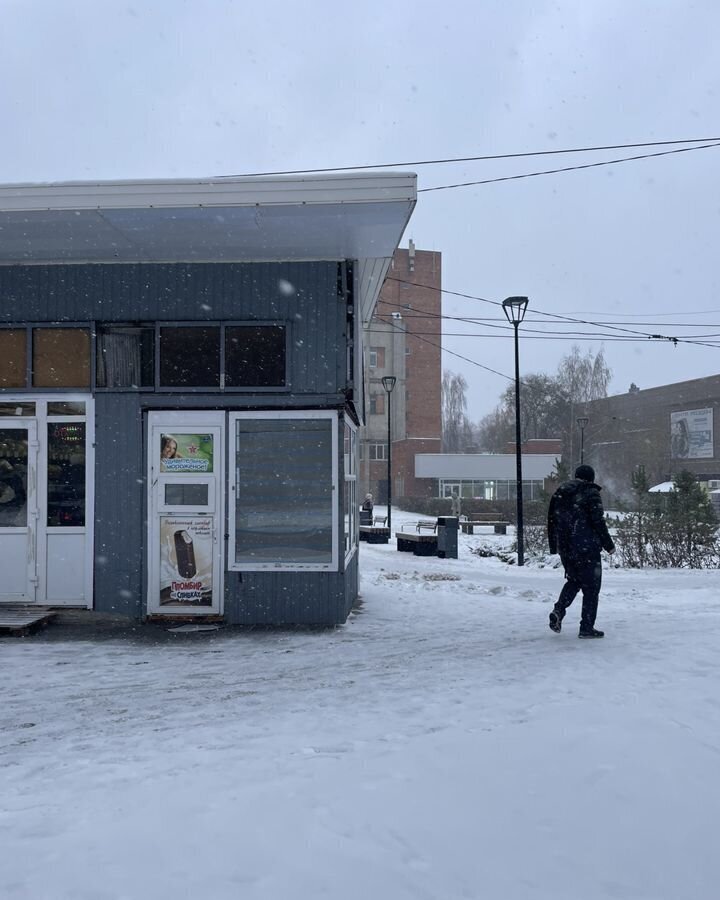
top-left (361, 242), bottom-right (442, 501)
top-left (578, 374), bottom-right (720, 501)
top-left (415, 452), bottom-right (558, 501)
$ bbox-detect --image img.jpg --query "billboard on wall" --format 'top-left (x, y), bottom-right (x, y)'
top-left (160, 433), bottom-right (214, 473)
top-left (159, 516), bottom-right (214, 606)
top-left (670, 408), bottom-right (714, 459)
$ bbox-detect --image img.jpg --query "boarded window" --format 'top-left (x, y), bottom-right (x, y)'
top-left (0, 330), bottom-right (27, 388)
top-left (97, 325), bottom-right (155, 388)
top-left (225, 325), bottom-right (286, 388)
top-left (159, 327), bottom-right (221, 388)
top-left (33, 329), bottom-right (91, 388)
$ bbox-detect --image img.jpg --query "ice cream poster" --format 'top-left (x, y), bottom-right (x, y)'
top-left (160, 516), bottom-right (213, 606)
top-left (160, 433), bottom-right (214, 473)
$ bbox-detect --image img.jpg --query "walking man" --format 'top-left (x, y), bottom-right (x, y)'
top-left (547, 464), bottom-right (615, 638)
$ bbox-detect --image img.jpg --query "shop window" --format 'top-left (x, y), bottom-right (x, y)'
top-left (0, 330), bottom-right (27, 388)
top-left (0, 428), bottom-right (28, 527)
top-left (225, 325), bottom-right (286, 388)
top-left (47, 422), bottom-right (86, 527)
top-left (229, 413), bottom-right (337, 571)
top-left (344, 421), bottom-right (358, 559)
top-left (97, 325), bottom-right (155, 389)
top-left (33, 329), bottom-right (91, 388)
top-left (47, 402), bottom-right (86, 416)
top-left (159, 326), bottom-right (221, 388)
top-left (0, 402), bottom-right (35, 417)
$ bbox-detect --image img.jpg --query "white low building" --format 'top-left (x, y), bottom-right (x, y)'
top-left (415, 453), bottom-right (559, 500)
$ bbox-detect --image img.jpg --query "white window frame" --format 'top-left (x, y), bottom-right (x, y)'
top-left (369, 442), bottom-right (387, 461)
top-left (228, 410), bottom-right (339, 573)
top-left (344, 418), bottom-right (358, 564)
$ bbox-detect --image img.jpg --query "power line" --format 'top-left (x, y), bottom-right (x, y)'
top-left (418, 141), bottom-right (720, 193)
top-left (217, 137), bottom-right (720, 178)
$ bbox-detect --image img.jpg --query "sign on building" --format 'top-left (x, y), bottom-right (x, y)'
top-left (670, 408), bottom-right (714, 459)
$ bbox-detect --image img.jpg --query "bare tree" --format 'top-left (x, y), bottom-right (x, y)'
top-left (442, 370), bottom-right (471, 452)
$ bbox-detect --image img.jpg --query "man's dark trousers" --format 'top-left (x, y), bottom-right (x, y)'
top-left (555, 556), bottom-right (603, 632)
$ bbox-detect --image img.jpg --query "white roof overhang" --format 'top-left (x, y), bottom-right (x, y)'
top-left (0, 172), bottom-right (416, 320)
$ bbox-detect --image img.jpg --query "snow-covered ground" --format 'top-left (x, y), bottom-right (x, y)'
top-left (2, 508), bottom-right (720, 899)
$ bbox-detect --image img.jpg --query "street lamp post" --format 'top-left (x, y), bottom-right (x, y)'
top-left (577, 416), bottom-right (589, 465)
top-left (502, 296), bottom-right (529, 566)
top-left (381, 375), bottom-right (397, 534)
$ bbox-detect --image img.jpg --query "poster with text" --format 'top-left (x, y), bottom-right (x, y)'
top-left (160, 433), bottom-right (214, 473)
top-left (670, 408), bottom-right (713, 459)
top-left (160, 516), bottom-right (213, 606)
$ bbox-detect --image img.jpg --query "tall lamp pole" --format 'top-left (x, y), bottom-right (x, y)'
top-left (577, 416), bottom-right (589, 465)
top-left (381, 375), bottom-right (397, 533)
top-left (502, 296), bottom-right (529, 566)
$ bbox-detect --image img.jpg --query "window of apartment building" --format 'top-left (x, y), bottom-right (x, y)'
top-left (368, 347), bottom-right (385, 369)
top-left (229, 411), bottom-right (338, 571)
top-left (368, 443), bottom-right (387, 461)
top-left (369, 394), bottom-right (385, 416)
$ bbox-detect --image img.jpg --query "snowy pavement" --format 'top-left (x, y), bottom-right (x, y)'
top-left (2, 512), bottom-right (720, 899)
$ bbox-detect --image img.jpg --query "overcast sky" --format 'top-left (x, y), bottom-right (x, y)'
top-left (2, 0), bottom-right (719, 420)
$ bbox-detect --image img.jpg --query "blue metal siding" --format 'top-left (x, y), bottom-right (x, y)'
top-left (0, 261), bottom-right (358, 624)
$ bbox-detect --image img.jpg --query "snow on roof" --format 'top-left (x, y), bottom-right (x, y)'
top-left (648, 481), bottom-right (675, 493)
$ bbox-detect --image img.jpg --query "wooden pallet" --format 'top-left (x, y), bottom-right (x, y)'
top-left (0, 606), bottom-right (57, 636)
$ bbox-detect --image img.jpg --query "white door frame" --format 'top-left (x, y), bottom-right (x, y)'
top-left (0, 395), bottom-right (94, 607)
top-left (147, 411), bottom-right (225, 616)
top-left (0, 419), bottom-right (39, 603)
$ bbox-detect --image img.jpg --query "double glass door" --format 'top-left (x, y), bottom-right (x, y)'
top-left (0, 399), bottom-right (92, 606)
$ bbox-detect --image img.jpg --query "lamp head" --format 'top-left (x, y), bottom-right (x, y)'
top-left (502, 296), bottom-right (529, 325)
top-left (576, 416), bottom-right (589, 428)
top-left (381, 375), bottom-right (397, 394)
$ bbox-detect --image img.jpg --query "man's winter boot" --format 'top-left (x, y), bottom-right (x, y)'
top-left (578, 628), bottom-right (604, 639)
top-left (549, 609), bottom-right (563, 633)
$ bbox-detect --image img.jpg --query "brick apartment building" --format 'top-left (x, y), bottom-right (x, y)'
top-left (361, 242), bottom-right (442, 502)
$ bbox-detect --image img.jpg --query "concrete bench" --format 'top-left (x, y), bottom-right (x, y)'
top-left (460, 520), bottom-right (509, 535)
top-left (396, 531), bottom-right (438, 556)
top-left (360, 525), bottom-right (390, 544)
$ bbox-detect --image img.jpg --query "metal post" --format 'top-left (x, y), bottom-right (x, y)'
top-left (381, 375), bottom-right (397, 534)
top-left (512, 322), bottom-right (525, 566)
top-left (502, 296), bottom-right (529, 567)
top-left (386, 392), bottom-right (392, 534)
top-left (576, 416), bottom-right (589, 465)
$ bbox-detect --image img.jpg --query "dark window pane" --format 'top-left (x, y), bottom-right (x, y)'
top-left (97, 326), bottom-right (155, 388)
top-left (160, 327), bottom-right (220, 388)
top-left (33, 329), bottom-right (90, 388)
top-left (164, 484), bottom-right (209, 506)
top-left (0, 429), bottom-right (28, 527)
top-left (234, 418), bottom-right (332, 565)
top-left (0, 402), bottom-right (35, 417)
top-left (47, 422), bottom-right (85, 527)
top-left (0, 330), bottom-right (27, 388)
top-left (225, 326), bottom-right (286, 388)
top-left (47, 402), bottom-right (85, 416)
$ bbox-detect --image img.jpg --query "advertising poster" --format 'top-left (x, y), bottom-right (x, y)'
top-left (160, 433), bottom-right (214, 473)
top-left (160, 515), bottom-right (214, 606)
top-left (670, 408), bottom-right (714, 459)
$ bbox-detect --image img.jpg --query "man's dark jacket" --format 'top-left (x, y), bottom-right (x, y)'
top-left (547, 478), bottom-right (615, 562)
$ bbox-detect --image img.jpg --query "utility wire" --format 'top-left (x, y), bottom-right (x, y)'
top-left (383, 275), bottom-right (716, 348)
top-left (218, 137), bottom-right (720, 178)
top-left (419, 141), bottom-right (720, 192)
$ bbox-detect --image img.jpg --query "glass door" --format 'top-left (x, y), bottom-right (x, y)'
top-left (0, 421), bottom-right (38, 602)
top-left (147, 412), bottom-right (224, 616)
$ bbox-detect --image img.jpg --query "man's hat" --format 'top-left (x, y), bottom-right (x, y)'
top-left (575, 464), bottom-right (595, 483)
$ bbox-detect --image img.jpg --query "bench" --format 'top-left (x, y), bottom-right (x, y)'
top-left (395, 531), bottom-right (438, 556)
top-left (373, 515), bottom-right (388, 526)
top-left (416, 520), bottom-right (438, 533)
top-left (460, 520), bottom-right (509, 535)
top-left (359, 525), bottom-right (390, 544)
